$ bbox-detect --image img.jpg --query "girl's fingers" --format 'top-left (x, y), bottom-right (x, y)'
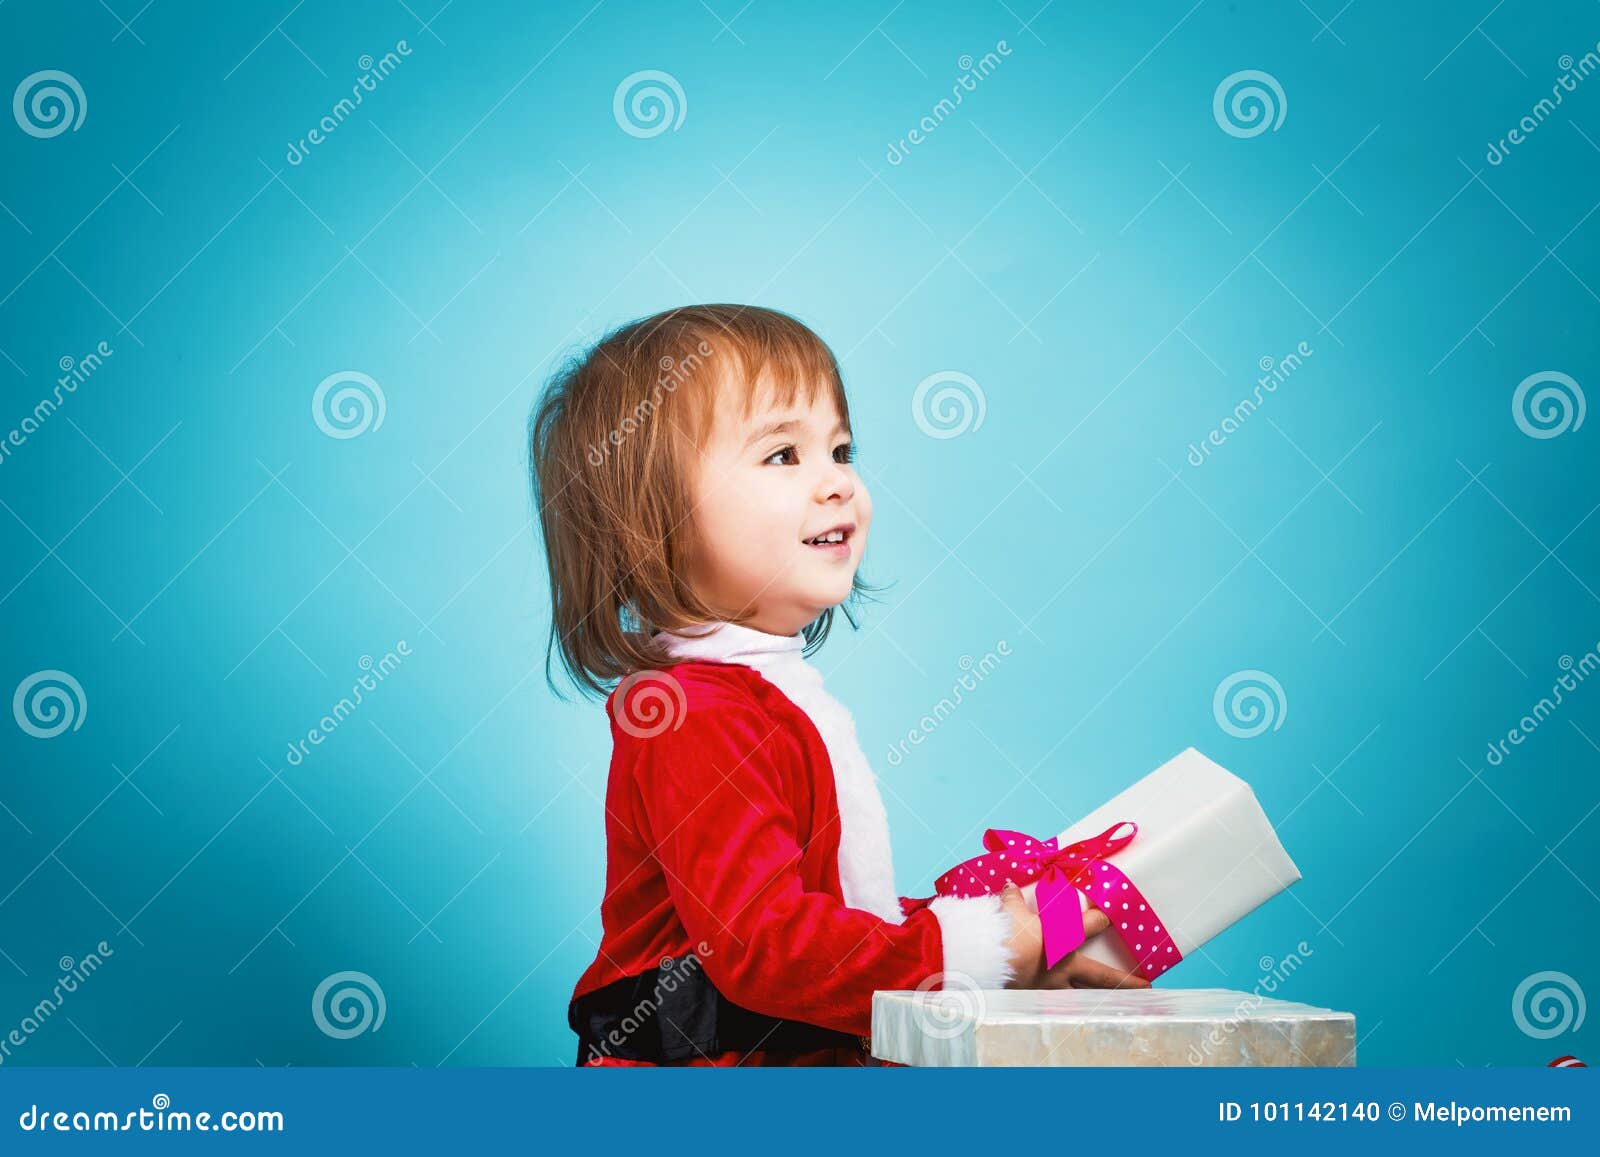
top-left (1083, 906), bottom-right (1111, 938)
top-left (1068, 957), bottom-right (1152, 990)
top-left (998, 884), bottom-right (1031, 927)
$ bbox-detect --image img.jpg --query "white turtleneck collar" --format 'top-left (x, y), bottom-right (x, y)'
top-left (653, 619), bottom-right (806, 665)
top-left (652, 620), bottom-right (906, 925)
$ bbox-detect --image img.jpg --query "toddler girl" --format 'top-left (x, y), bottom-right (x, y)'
top-left (529, 304), bottom-right (1147, 1067)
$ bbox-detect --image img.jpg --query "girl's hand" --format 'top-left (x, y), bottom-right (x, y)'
top-left (998, 882), bottom-right (1151, 990)
top-left (999, 883), bottom-right (1046, 987)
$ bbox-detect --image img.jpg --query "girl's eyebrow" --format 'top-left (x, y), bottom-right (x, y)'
top-left (743, 416), bottom-right (850, 449)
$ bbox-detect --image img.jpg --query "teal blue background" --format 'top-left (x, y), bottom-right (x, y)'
top-left (1, 0), bottom-right (1596, 1067)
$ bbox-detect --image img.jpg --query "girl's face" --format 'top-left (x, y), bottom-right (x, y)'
top-left (683, 374), bottom-right (871, 636)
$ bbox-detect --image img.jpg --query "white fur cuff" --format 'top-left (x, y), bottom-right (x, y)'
top-left (928, 893), bottom-right (1016, 990)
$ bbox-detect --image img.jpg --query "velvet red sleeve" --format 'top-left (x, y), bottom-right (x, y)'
top-left (629, 694), bottom-right (951, 1038)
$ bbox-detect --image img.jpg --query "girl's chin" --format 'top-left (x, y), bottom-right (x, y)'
top-left (806, 577), bottom-right (858, 609)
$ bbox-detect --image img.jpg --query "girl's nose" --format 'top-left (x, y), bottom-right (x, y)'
top-left (817, 460), bottom-right (855, 503)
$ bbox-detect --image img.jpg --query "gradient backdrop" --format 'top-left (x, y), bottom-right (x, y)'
top-left (1, 0), bottom-right (1597, 1068)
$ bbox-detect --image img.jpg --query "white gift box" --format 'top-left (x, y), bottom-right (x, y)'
top-left (872, 987), bottom-right (1355, 1066)
top-left (1018, 746), bottom-right (1301, 978)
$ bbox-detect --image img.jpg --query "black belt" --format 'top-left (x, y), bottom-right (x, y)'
top-left (569, 951), bottom-right (864, 1064)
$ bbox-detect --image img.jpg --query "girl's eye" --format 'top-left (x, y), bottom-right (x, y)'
top-left (761, 442), bottom-right (855, 466)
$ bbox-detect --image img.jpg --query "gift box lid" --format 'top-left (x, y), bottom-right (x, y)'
top-left (872, 987), bottom-right (1356, 1067)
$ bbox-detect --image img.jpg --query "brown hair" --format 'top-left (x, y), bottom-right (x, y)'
top-left (528, 304), bottom-right (882, 700)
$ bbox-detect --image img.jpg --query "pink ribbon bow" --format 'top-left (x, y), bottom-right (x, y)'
top-left (933, 822), bottom-right (1182, 979)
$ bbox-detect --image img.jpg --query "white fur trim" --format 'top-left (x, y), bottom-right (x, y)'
top-left (929, 894), bottom-right (1016, 990)
top-left (654, 622), bottom-right (906, 925)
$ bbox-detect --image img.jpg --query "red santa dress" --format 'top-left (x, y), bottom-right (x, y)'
top-left (568, 620), bottom-right (1015, 1066)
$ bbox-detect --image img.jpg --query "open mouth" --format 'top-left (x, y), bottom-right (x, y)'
top-left (802, 523), bottom-right (855, 553)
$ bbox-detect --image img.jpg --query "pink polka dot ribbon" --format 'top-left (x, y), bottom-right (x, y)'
top-left (933, 822), bottom-right (1182, 979)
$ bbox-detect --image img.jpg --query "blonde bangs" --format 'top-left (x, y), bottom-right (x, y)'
top-left (674, 311), bottom-right (851, 453)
